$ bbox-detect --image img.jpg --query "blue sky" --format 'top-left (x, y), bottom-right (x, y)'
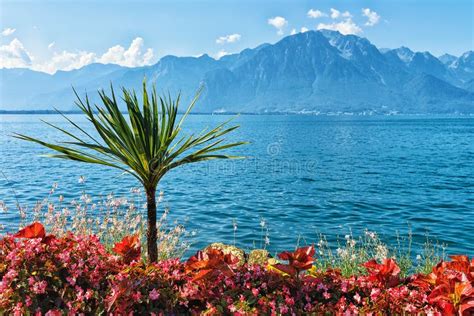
top-left (1, 0), bottom-right (473, 73)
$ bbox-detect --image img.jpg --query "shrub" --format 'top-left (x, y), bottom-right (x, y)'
top-left (0, 223), bottom-right (120, 314)
top-left (1, 222), bottom-right (473, 315)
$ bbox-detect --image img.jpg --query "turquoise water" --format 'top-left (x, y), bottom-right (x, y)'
top-left (0, 114), bottom-right (473, 255)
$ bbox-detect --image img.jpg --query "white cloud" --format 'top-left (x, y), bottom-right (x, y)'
top-left (216, 33), bottom-right (241, 44)
top-left (0, 37), bottom-right (155, 74)
top-left (307, 9), bottom-right (326, 19)
top-left (362, 8), bottom-right (381, 26)
top-left (1, 28), bottom-right (16, 36)
top-left (291, 26), bottom-right (310, 35)
top-left (317, 18), bottom-right (362, 35)
top-left (330, 8), bottom-right (340, 19)
top-left (34, 51), bottom-right (96, 73)
top-left (329, 8), bottom-right (353, 19)
top-left (98, 37), bottom-right (154, 67)
top-left (0, 38), bottom-right (33, 68)
top-left (268, 16), bottom-right (288, 35)
top-left (215, 50), bottom-right (229, 59)
top-left (342, 11), bottom-right (352, 18)
top-left (48, 42), bottom-right (55, 50)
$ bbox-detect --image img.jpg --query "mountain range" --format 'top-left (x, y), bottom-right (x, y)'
top-left (1, 30), bottom-right (473, 114)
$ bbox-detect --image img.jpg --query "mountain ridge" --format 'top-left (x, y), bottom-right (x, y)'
top-left (1, 30), bottom-right (473, 114)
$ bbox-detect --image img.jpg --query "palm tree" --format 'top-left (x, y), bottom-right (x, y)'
top-left (15, 81), bottom-right (246, 262)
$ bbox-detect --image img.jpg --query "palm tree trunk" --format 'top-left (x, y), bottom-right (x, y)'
top-left (146, 187), bottom-right (158, 263)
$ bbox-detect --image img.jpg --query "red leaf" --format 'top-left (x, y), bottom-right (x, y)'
top-left (461, 299), bottom-right (474, 315)
top-left (14, 222), bottom-right (45, 239)
top-left (438, 301), bottom-right (456, 315)
top-left (363, 258), bottom-right (401, 286)
top-left (185, 248), bottom-right (238, 281)
top-left (278, 251), bottom-right (293, 261)
top-left (274, 246), bottom-right (315, 277)
top-left (112, 235), bottom-right (141, 263)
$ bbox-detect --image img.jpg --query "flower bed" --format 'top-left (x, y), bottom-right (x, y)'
top-left (1, 223), bottom-right (473, 315)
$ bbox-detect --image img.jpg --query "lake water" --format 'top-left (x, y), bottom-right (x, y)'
top-left (0, 114), bottom-right (473, 256)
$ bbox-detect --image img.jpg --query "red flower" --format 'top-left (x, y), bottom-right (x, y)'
top-left (112, 235), bottom-right (141, 264)
top-left (273, 246), bottom-right (315, 277)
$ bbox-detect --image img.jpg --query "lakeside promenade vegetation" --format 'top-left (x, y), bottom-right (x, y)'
top-left (1, 222), bottom-right (473, 314)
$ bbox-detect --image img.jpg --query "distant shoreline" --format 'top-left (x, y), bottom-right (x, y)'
top-left (1, 110), bottom-right (474, 116)
top-left (0, 110), bottom-right (247, 115)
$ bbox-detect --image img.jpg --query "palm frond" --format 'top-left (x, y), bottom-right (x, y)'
top-left (14, 80), bottom-right (247, 189)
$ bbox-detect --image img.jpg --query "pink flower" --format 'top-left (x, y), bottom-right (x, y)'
top-left (13, 302), bottom-right (23, 316)
top-left (4, 269), bottom-right (18, 281)
top-left (85, 289), bottom-right (93, 300)
top-left (323, 291), bottom-right (331, 299)
top-left (66, 276), bottom-right (76, 286)
top-left (149, 288), bottom-right (160, 301)
top-left (28, 276), bottom-right (36, 287)
top-left (252, 288), bottom-right (259, 297)
top-left (132, 291), bottom-right (142, 301)
top-left (354, 293), bottom-right (362, 304)
top-left (32, 280), bottom-right (47, 294)
top-left (280, 304), bottom-right (289, 314)
top-left (405, 304), bottom-right (417, 313)
top-left (317, 283), bottom-right (327, 291)
top-left (370, 288), bottom-right (381, 300)
top-left (285, 297), bottom-right (295, 306)
top-left (25, 296), bottom-right (32, 307)
top-left (341, 281), bottom-right (348, 292)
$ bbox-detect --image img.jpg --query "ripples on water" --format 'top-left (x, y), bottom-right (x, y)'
top-left (0, 114), bottom-right (473, 255)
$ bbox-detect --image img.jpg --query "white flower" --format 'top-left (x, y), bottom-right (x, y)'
top-left (416, 254), bottom-right (422, 261)
top-left (158, 191), bottom-right (164, 203)
top-left (365, 230), bottom-right (377, 239)
top-left (0, 201), bottom-right (7, 212)
top-left (375, 245), bottom-right (388, 260)
top-left (265, 236), bottom-right (270, 245)
top-left (130, 187), bottom-right (141, 194)
top-left (336, 248), bottom-right (349, 258)
top-left (78, 176), bottom-right (86, 184)
top-left (80, 194), bottom-right (92, 203)
top-left (260, 218), bottom-right (266, 228)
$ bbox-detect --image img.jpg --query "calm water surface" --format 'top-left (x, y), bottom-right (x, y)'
top-left (0, 114), bottom-right (473, 255)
